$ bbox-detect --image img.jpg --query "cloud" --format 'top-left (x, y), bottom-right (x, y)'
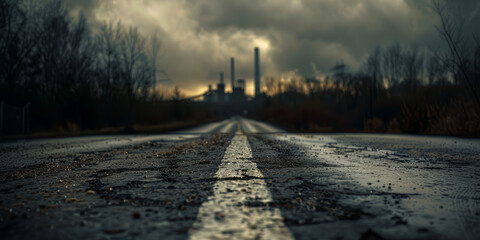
top-left (65, 0), bottom-right (478, 96)
top-left (185, 0), bottom-right (437, 72)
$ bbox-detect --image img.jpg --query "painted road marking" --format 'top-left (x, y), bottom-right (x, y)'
top-left (189, 134), bottom-right (293, 240)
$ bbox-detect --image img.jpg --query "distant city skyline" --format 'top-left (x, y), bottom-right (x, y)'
top-left (65, 0), bottom-right (480, 96)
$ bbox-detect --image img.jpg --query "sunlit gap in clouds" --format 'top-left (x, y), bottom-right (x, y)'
top-left (184, 36), bottom-right (273, 98)
top-left (253, 37), bottom-right (271, 52)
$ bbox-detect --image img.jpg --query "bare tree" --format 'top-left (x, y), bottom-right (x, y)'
top-left (64, 14), bottom-right (95, 90)
top-left (0, 0), bottom-right (212, 132)
top-left (402, 47), bottom-right (423, 88)
top-left (0, 0), bottom-right (43, 87)
top-left (149, 30), bottom-right (161, 97)
top-left (432, 0), bottom-right (480, 108)
top-left (426, 52), bottom-right (448, 86)
top-left (331, 60), bottom-right (349, 88)
top-left (97, 21), bottom-right (123, 99)
top-left (121, 26), bottom-right (146, 97)
top-left (35, 0), bottom-right (71, 103)
top-left (366, 46), bottom-right (382, 83)
top-left (136, 53), bottom-right (153, 98)
top-left (383, 43), bottom-right (403, 90)
top-left (474, 41), bottom-right (480, 86)
top-left (365, 46), bottom-right (382, 118)
top-left (172, 85), bottom-right (184, 101)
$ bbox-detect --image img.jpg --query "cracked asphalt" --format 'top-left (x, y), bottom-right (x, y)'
top-left (1, 117), bottom-right (479, 240)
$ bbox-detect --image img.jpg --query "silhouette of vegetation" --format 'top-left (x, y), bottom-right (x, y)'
top-left (0, 0), bottom-right (215, 135)
top-left (251, 1), bottom-right (480, 137)
top-left (255, 31), bottom-right (480, 137)
top-left (1, 0), bottom-right (478, 137)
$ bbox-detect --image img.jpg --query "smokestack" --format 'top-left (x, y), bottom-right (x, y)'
top-left (220, 72), bottom-right (224, 84)
top-left (230, 57), bottom-right (235, 90)
top-left (254, 47), bottom-right (260, 97)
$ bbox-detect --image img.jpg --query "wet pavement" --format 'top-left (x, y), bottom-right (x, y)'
top-left (1, 117), bottom-right (479, 239)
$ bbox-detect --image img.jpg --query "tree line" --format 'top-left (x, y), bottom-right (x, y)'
top-left (255, 1), bottom-right (480, 137)
top-left (1, 0), bottom-right (478, 136)
top-left (0, 0), bottom-right (213, 134)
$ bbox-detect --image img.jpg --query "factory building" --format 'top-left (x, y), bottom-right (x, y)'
top-left (203, 47), bottom-right (261, 105)
top-left (203, 72), bottom-right (228, 103)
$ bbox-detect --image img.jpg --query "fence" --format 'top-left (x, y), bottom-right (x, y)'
top-left (0, 101), bottom-right (30, 135)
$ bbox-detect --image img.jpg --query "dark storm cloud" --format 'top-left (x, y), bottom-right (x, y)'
top-left (186, 0), bottom-right (442, 74)
top-left (66, 0), bottom-right (480, 95)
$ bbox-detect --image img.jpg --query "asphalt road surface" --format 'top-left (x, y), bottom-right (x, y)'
top-left (1, 117), bottom-right (479, 240)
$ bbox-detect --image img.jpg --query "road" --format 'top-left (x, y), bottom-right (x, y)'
top-left (1, 117), bottom-right (479, 239)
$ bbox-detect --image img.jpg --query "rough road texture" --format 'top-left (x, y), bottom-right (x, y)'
top-left (1, 117), bottom-right (479, 240)
top-left (1, 134), bottom-right (230, 239)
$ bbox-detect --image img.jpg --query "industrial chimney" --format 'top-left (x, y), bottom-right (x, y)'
top-left (220, 72), bottom-right (224, 84)
top-left (254, 47), bottom-right (260, 97)
top-left (230, 57), bottom-right (235, 91)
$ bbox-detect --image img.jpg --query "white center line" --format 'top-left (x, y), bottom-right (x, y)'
top-left (189, 134), bottom-right (293, 240)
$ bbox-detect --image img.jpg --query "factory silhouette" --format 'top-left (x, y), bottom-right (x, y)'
top-left (200, 47), bottom-right (264, 116)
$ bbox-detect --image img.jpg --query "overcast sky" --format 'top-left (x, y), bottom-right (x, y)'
top-left (65, 0), bottom-right (480, 96)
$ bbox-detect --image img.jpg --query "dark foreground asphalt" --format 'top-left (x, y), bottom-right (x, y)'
top-left (0, 117), bottom-right (479, 240)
